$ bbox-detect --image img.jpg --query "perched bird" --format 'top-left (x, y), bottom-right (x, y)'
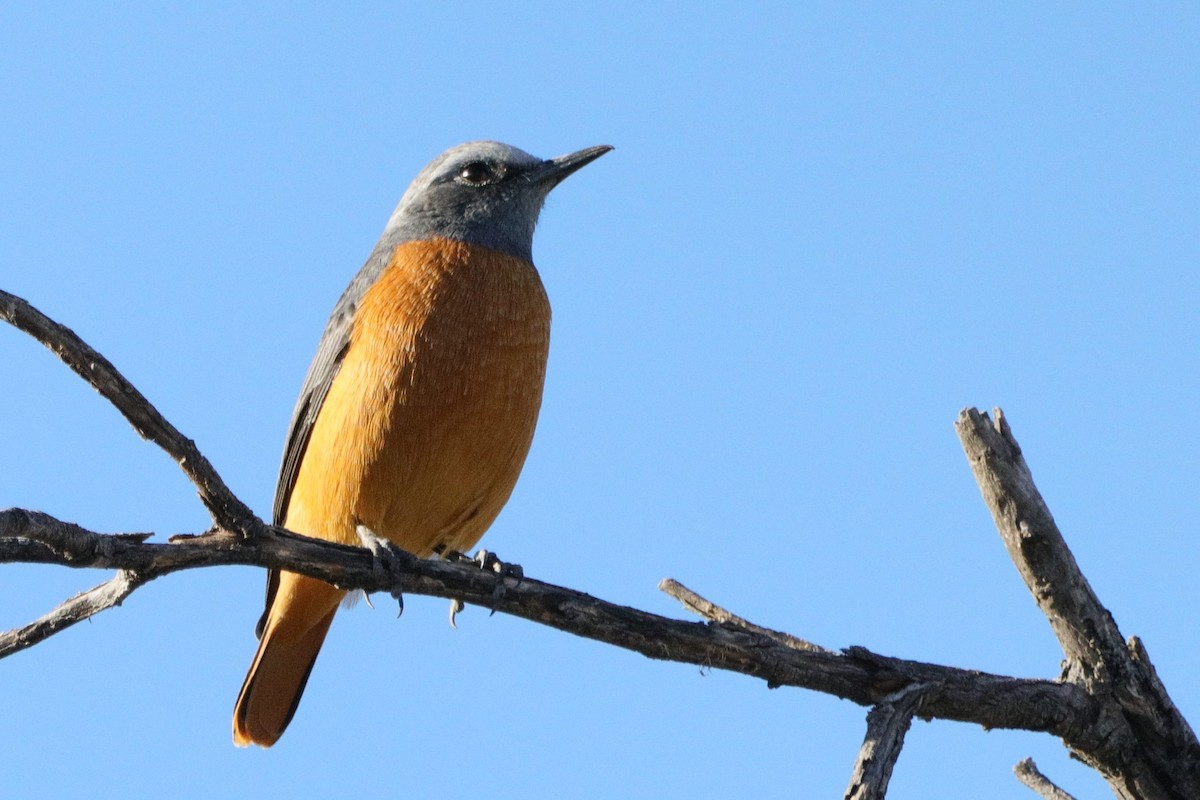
top-left (233, 141), bottom-right (611, 748)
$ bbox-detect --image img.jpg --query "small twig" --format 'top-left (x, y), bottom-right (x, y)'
top-left (1014, 758), bottom-right (1078, 800)
top-left (1, 508), bottom-right (153, 562)
top-left (0, 289), bottom-right (256, 533)
top-left (844, 684), bottom-right (926, 800)
top-left (660, 578), bottom-right (830, 654)
top-left (0, 570), bottom-right (148, 658)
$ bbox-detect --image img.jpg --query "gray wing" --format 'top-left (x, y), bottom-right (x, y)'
top-left (272, 245), bottom-right (397, 525)
top-left (271, 306), bottom-right (352, 527)
top-left (258, 244), bottom-right (396, 638)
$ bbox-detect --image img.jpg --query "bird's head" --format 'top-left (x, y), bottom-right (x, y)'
top-left (384, 141), bottom-right (612, 262)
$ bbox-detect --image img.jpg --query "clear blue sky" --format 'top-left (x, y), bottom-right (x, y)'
top-left (2, 4), bottom-right (1196, 798)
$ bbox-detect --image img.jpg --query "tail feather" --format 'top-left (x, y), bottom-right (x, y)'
top-left (233, 574), bottom-right (342, 747)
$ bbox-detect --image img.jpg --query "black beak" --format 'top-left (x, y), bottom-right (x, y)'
top-left (529, 144), bottom-right (614, 188)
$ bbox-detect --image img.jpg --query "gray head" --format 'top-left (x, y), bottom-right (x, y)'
top-left (382, 141), bottom-right (612, 262)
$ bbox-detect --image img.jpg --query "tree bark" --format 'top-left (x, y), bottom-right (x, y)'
top-left (957, 408), bottom-right (1200, 799)
top-left (844, 685), bottom-right (925, 800)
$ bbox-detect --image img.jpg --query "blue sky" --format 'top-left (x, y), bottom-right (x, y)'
top-left (2, 4), bottom-right (1197, 798)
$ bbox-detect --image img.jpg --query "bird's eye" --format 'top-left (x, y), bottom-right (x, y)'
top-left (457, 161), bottom-right (493, 185)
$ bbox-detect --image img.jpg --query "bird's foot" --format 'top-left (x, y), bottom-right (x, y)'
top-left (437, 548), bottom-right (524, 626)
top-left (355, 524), bottom-right (408, 617)
top-left (470, 549), bottom-right (525, 583)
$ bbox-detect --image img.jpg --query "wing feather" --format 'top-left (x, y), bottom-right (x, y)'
top-left (256, 241), bottom-right (399, 638)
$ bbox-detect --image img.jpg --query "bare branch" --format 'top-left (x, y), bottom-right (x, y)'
top-left (844, 684), bottom-right (926, 800)
top-left (0, 289), bottom-right (255, 532)
top-left (6, 293), bottom-right (1199, 797)
top-left (955, 407), bottom-right (1121, 687)
top-left (956, 407), bottom-right (1200, 799)
top-left (1014, 758), bottom-right (1078, 800)
top-left (660, 578), bottom-right (830, 654)
top-left (0, 570), bottom-right (148, 658)
top-left (0, 507), bottom-right (1099, 743)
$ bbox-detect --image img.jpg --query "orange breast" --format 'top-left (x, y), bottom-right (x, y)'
top-left (282, 237), bottom-right (551, 557)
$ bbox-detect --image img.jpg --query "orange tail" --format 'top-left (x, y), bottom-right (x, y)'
top-left (233, 573), bottom-right (344, 747)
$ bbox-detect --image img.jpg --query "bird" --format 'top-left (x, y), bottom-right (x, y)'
top-left (232, 140), bottom-right (611, 748)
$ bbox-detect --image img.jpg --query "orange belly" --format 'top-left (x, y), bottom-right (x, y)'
top-left (233, 237), bottom-right (551, 747)
top-left (282, 237), bottom-right (551, 556)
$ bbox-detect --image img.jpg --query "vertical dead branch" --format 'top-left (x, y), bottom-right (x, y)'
top-left (956, 407), bottom-right (1200, 800)
top-left (843, 685), bottom-right (925, 800)
top-left (955, 408), bottom-right (1120, 686)
top-left (1014, 758), bottom-right (1078, 800)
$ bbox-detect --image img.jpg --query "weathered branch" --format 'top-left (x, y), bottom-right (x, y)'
top-left (4, 289), bottom-right (1197, 798)
top-left (956, 408), bottom-right (1200, 799)
top-left (1, 569), bottom-right (149, 657)
top-left (956, 408), bottom-right (1124, 687)
top-left (0, 507), bottom-right (1097, 743)
top-left (844, 684), bottom-right (926, 800)
top-left (1014, 758), bottom-right (1078, 800)
top-left (0, 289), bottom-right (255, 532)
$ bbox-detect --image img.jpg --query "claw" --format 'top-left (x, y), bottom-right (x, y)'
top-left (473, 549), bottom-right (498, 571)
top-left (469, 549), bottom-right (523, 614)
top-left (443, 548), bottom-right (523, 624)
top-left (471, 548), bottom-right (523, 580)
top-left (355, 524), bottom-right (405, 616)
top-left (355, 524), bottom-right (391, 557)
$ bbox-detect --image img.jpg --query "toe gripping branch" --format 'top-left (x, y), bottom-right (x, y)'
top-left (355, 529), bottom-right (524, 627)
top-left (444, 548), bottom-right (525, 628)
top-left (355, 525), bottom-right (409, 616)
